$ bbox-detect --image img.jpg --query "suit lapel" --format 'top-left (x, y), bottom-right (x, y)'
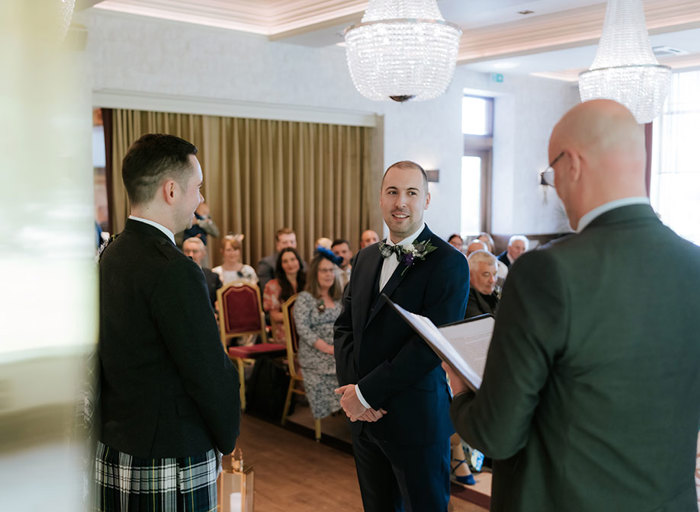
top-left (364, 226), bottom-right (433, 328)
top-left (356, 244), bottom-right (383, 331)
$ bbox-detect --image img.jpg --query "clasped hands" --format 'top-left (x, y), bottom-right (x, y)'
top-left (334, 384), bottom-right (387, 422)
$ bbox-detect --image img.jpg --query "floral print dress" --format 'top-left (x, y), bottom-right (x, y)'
top-left (293, 291), bottom-right (342, 419)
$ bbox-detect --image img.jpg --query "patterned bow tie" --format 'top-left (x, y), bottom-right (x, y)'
top-left (378, 241), bottom-right (403, 261)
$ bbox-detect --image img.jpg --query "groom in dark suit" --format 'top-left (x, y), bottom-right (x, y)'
top-left (334, 161), bottom-right (469, 511)
top-left (97, 134), bottom-right (240, 510)
top-left (446, 100), bottom-right (700, 512)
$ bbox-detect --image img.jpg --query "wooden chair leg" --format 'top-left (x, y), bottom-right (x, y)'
top-left (281, 377), bottom-right (295, 425)
top-left (314, 418), bottom-right (321, 442)
top-left (236, 358), bottom-right (246, 411)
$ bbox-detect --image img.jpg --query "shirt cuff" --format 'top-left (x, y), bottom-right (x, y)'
top-left (355, 384), bottom-right (371, 409)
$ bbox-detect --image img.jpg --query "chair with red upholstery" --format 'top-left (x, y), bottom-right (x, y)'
top-left (217, 281), bottom-right (286, 410)
top-left (280, 295), bottom-right (322, 440)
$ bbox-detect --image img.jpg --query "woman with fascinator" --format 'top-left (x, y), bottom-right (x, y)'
top-left (293, 247), bottom-right (344, 420)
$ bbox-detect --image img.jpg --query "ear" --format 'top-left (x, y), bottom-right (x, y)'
top-left (567, 149), bottom-right (583, 183)
top-left (162, 179), bottom-right (178, 205)
top-left (424, 190), bottom-right (431, 210)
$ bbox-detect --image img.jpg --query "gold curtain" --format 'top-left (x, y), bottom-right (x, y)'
top-left (109, 109), bottom-right (380, 266)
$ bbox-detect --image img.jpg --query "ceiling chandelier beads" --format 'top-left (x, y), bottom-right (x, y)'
top-left (578, 0), bottom-right (671, 124)
top-left (344, 0), bottom-right (462, 102)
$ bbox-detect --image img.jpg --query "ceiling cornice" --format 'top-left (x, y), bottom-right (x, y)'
top-left (457, 0), bottom-right (700, 64)
top-left (93, 0), bottom-right (367, 36)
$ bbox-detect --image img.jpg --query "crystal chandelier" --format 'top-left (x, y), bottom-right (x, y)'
top-left (344, 0), bottom-right (462, 102)
top-left (60, 0), bottom-right (76, 37)
top-left (578, 0), bottom-right (671, 124)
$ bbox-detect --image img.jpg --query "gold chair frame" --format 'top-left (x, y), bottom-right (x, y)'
top-left (217, 280), bottom-right (277, 411)
top-left (280, 294), bottom-right (322, 441)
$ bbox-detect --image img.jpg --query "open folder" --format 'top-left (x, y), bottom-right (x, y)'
top-left (384, 294), bottom-right (495, 390)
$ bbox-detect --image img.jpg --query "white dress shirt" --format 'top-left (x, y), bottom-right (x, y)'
top-left (576, 197), bottom-right (650, 232)
top-left (356, 223), bottom-right (426, 409)
top-left (128, 215), bottom-right (176, 245)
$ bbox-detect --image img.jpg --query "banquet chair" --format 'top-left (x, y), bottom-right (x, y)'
top-left (280, 295), bottom-right (322, 441)
top-left (217, 281), bottom-right (286, 411)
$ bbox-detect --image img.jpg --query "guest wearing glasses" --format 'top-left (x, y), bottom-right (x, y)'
top-left (293, 252), bottom-right (344, 419)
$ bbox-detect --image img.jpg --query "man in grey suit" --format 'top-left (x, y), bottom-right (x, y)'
top-left (446, 100), bottom-right (700, 512)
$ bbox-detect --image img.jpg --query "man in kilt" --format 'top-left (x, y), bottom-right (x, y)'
top-left (96, 134), bottom-right (240, 511)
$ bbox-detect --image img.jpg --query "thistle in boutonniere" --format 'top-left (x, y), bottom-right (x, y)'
top-left (399, 240), bottom-right (437, 276)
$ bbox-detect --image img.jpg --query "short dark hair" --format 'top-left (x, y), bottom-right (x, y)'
top-left (122, 134), bottom-right (198, 205)
top-left (381, 160), bottom-right (429, 190)
top-left (331, 238), bottom-right (350, 249)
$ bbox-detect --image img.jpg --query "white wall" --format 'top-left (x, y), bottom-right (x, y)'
top-left (85, 9), bottom-right (579, 241)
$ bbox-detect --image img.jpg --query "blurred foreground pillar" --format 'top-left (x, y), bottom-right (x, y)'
top-left (0, 1), bottom-right (95, 510)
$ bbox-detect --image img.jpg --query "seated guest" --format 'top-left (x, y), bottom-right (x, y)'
top-left (448, 233), bottom-right (464, 252)
top-left (466, 250), bottom-right (500, 318)
top-left (316, 237), bottom-right (333, 250)
top-left (258, 227), bottom-right (299, 292)
top-left (476, 232), bottom-right (496, 254)
top-left (183, 237), bottom-right (221, 308)
top-left (469, 238), bottom-right (508, 291)
top-left (212, 234), bottom-right (258, 285)
top-left (465, 239), bottom-right (488, 257)
top-left (360, 229), bottom-right (379, 249)
top-left (181, 201), bottom-right (219, 267)
top-left (263, 247), bottom-right (305, 343)
top-left (293, 252), bottom-right (343, 419)
top-left (497, 234), bottom-right (529, 268)
top-left (331, 238), bottom-right (353, 287)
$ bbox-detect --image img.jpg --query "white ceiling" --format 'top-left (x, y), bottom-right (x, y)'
top-left (89, 0), bottom-right (700, 79)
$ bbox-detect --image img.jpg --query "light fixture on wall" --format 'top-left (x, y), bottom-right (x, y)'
top-left (578, 0), bottom-right (671, 124)
top-left (344, 0), bottom-right (462, 103)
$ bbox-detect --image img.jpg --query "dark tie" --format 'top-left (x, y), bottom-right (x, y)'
top-left (378, 241), bottom-right (403, 262)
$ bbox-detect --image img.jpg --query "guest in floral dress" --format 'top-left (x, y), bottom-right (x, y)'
top-left (263, 247), bottom-right (305, 343)
top-left (212, 234), bottom-right (258, 285)
top-left (293, 252), bottom-right (343, 419)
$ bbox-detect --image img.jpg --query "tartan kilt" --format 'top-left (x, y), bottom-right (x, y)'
top-left (94, 441), bottom-right (220, 512)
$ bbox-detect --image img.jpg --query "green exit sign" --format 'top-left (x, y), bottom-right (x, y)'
top-left (491, 73), bottom-right (504, 83)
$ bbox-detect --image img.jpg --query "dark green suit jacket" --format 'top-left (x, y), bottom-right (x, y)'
top-left (451, 204), bottom-right (700, 512)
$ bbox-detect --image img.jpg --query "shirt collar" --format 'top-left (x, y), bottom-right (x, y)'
top-left (576, 197), bottom-right (649, 232)
top-left (385, 223), bottom-right (426, 247)
top-left (128, 215), bottom-right (176, 245)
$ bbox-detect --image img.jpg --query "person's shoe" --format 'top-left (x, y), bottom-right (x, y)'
top-left (454, 473), bottom-right (476, 485)
top-left (451, 458), bottom-right (476, 486)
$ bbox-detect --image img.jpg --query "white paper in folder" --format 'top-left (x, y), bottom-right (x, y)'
top-left (385, 296), bottom-right (495, 390)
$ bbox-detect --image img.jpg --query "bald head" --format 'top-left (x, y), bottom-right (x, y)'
top-left (548, 100), bottom-right (647, 230)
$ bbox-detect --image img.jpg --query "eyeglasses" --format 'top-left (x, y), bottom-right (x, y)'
top-left (539, 151), bottom-right (564, 187)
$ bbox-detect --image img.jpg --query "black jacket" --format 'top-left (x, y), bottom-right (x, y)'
top-left (98, 219), bottom-right (240, 458)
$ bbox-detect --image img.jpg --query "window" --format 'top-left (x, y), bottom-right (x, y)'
top-left (651, 70), bottom-right (700, 245)
top-left (461, 95), bottom-right (494, 237)
top-left (462, 95), bottom-right (493, 136)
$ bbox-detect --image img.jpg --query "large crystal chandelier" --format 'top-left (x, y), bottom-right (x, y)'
top-left (344, 0), bottom-right (462, 102)
top-left (578, 0), bottom-right (671, 124)
top-left (60, 0), bottom-right (76, 37)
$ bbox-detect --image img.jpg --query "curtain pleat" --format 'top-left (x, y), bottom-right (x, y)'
top-left (108, 109), bottom-right (377, 267)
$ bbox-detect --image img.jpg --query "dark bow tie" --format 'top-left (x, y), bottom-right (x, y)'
top-left (378, 241), bottom-right (403, 261)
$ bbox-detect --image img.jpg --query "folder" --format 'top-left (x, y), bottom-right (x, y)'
top-left (384, 294), bottom-right (494, 390)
